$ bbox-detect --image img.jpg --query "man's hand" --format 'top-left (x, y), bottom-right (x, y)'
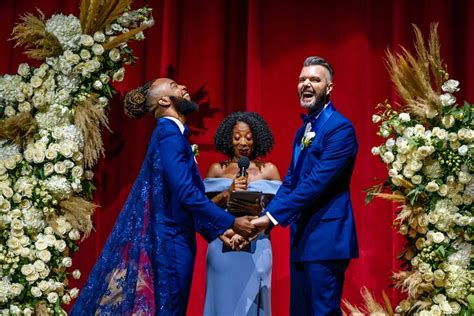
top-left (232, 215), bottom-right (258, 238)
top-left (219, 229), bottom-right (236, 248)
top-left (251, 215), bottom-right (271, 233)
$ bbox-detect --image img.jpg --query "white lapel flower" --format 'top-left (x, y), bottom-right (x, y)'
top-left (301, 131), bottom-right (316, 149)
top-left (191, 144), bottom-right (199, 163)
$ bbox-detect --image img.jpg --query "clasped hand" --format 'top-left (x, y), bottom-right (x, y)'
top-left (219, 215), bottom-right (271, 250)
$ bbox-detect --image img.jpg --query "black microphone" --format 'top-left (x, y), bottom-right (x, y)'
top-left (237, 157), bottom-right (250, 177)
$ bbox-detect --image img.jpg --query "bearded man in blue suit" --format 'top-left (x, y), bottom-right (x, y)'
top-left (252, 56), bottom-right (359, 315)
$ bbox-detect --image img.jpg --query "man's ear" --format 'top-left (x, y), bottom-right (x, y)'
top-left (158, 97), bottom-right (171, 107)
top-left (326, 82), bottom-right (333, 95)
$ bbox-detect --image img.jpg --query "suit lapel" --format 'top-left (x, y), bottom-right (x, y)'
top-left (293, 103), bottom-right (336, 176)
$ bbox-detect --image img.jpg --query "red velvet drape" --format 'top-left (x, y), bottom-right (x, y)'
top-left (1, 0), bottom-right (473, 315)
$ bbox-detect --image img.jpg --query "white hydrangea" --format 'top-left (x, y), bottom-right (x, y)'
top-left (45, 14), bottom-right (82, 51)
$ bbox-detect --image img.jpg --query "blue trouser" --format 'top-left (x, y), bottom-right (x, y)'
top-left (290, 259), bottom-right (350, 316)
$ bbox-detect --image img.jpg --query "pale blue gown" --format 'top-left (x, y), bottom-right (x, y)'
top-left (203, 178), bottom-right (281, 316)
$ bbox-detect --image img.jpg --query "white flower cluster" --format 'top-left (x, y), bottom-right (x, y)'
top-left (0, 4), bottom-right (153, 313)
top-left (45, 14), bottom-right (82, 51)
top-left (372, 80), bottom-right (474, 314)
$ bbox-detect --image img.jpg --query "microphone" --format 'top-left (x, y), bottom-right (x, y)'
top-left (237, 157), bottom-right (250, 177)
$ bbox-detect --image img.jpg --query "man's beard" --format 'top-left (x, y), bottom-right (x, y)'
top-left (170, 96), bottom-right (199, 116)
top-left (300, 93), bottom-right (328, 112)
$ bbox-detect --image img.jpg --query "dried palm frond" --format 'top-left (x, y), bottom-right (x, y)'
top-left (0, 112), bottom-right (37, 144)
top-left (385, 24), bottom-right (446, 123)
top-left (393, 270), bottom-right (434, 299)
top-left (11, 10), bottom-right (62, 60)
top-left (342, 299), bottom-right (364, 316)
top-left (343, 287), bottom-right (394, 316)
top-left (80, 0), bottom-right (132, 35)
top-left (372, 193), bottom-right (406, 202)
top-left (59, 196), bottom-right (98, 236)
top-left (74, 94), bottom-right (109, 168)
top-left (103, 24), bottom-right (149, 50)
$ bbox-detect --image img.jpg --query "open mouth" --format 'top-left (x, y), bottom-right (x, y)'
top-left (301, 91), bottom-right (315, 102)
top-left (238, 149), bottom-right (249, 156)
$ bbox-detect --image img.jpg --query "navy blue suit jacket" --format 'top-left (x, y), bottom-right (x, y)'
top-left (266, 103), bottom-right (358, 262)
top-left (152, 118), bottom-right (235, 243)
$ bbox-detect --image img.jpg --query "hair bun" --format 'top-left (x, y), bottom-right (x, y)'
top-left (123, 80), bottom-right (155, 119)
top-left (124, 88), bottom-right (147, 119)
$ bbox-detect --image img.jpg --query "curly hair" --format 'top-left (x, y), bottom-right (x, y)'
top-left (214, 112), bottom-right (274, 160)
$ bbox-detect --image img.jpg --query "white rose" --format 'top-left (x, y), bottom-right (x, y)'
top-left (42, 163), bottom-right (53, 177)
top-left (458, 171), bottom-right (471, 184)
top-left (72, 269), bottom-right (81, 279)
top-left (93, 80), bottom-right (103, 90)
top-left (422, 271), bottom-right (434, 282)
top-left (55, 240), bottom-right (67, 252)
top-left (441, 79), bottom-right (460, 93)
top-left (3, 187), bottom-right (14, 198)
top-left (5, 105), bottom-right (16, 117)
top-left (112, 67), bottom-right (125, 82)
top-left (438, 184), bottom-right (448, 196)
top-left (439, 93), bottom-right (456, 107)
top-left (10, 283), bottom-right (23, 296)
top-left (31, 286), bottom-right (42, 297)
top-left (371, 146), bottom-right (380, 155)
top-left (18, 101), bottom-right (32, 113)
top-left (92, 43), bottom-right (104, 55)
top-left (425, 108), bottom-right (438, 119)
top-left (425, 181), bottom-right (439, 192)
top-left (433, 232), bottom-right (445, 243)
top-left (382, 151), bottom-right (395, 163)
top-left (411, 175), bottom-right (422, 184)
top-left (80, 49), bottom-right (91, 60)
top-left (458, 145), bottom-right (468, 156)
top-left (47, 292), bottom-right (58, 303)
top-left (38, 280), bottom-right (49, 292)
top-left (68, 229), bottom-right (81, 240)
top-left (441, 115), bottom-right (455, 128)
top-left (399, 112), bottom-right (410, 122)
top-left (99, 73), bottom-right (110, 84)
top-left (32, 93), bottom-right (45, 108)
top-left (80, 35), bottom-right (94, 46)
top-left (62, 257), bottom-right (72, 267)
top-left (18, 63), bottom-right (30, 77)
top-left (54, 162), bottom-right (67, 174)
top-left (32, 149), bottom-right (45, 164)
top-left (38, 268), bottom-right (50, 279)
top-left (402, 167), bottom-right (414, 178)
top-left (60, 145), bottom-right (74, 158)
top-left (93, 31), bottom-right (106, 43)
top-left (4, 157), bottom-right (17, 170)
top-left (63, 160), bottom-right (74, 169)
top-left (108, 48), bottom-right (121, 62)
top-left (433, 269), bottom-right (445, 280)
top-left (71, 166), bottom-right (84, 179)
top-left (33, 259), bottom-right (46, 272)
top-left (388, 169), bottom-right (398, 177)
top-left (418, 262), bottom-right (431, 273)
top-left (35, 239), bottom-right (48, 251)
top-left (372, 114), bottom-right (381, 123)
top-left (45, 147), bottom-right (58, 160)
top-left (70, 287), bottom-right (79, 298)
top-left (449, 302), bottom-right (461, 314)
top-left (30, 76), bottom-right (43, 88)
top-left (37, 249), bottom-right (51, 262)
top-left (21, 264), bottom-right (34, 276)
top-left (7, 238), bottom-right (21, 250)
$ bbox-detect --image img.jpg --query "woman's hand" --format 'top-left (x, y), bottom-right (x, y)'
top-left (229, 175), bottom-right (248, 191)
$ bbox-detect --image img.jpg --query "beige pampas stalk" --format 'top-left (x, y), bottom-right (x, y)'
top-left (385, 24), bottom-right (445, 123)
top-left (11, 10), bottom-right (62, 60)
top-left (0, 112), bottom-right (38, 145)
top-left (342, 287), bottom-right (394, 316)
top-left (103, 23), bottom-right (149, 50)
top-left (59, 196), bottom-right (97, 236)
top-left (80, 0), bottom-right (133, 35)
top-left (74, 94), bottom-right (109, 168)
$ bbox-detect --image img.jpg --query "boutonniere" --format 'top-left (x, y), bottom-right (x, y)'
top-left (191, 144), bottom-right (199, 163)
top-left (301, 131), bottom-right (316, 149)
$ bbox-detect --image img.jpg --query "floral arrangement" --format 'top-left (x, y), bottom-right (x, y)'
top-left (0, 1), bottom-right (153, 314)
top-left (367, 25), bottom-right (473, 315)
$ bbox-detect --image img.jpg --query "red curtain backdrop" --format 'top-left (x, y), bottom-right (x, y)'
top-left (1, 0), bottom-right (473, 314)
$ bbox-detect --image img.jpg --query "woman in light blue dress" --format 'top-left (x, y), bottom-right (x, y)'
top-left (203, 112), bottom-right (281, 316)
